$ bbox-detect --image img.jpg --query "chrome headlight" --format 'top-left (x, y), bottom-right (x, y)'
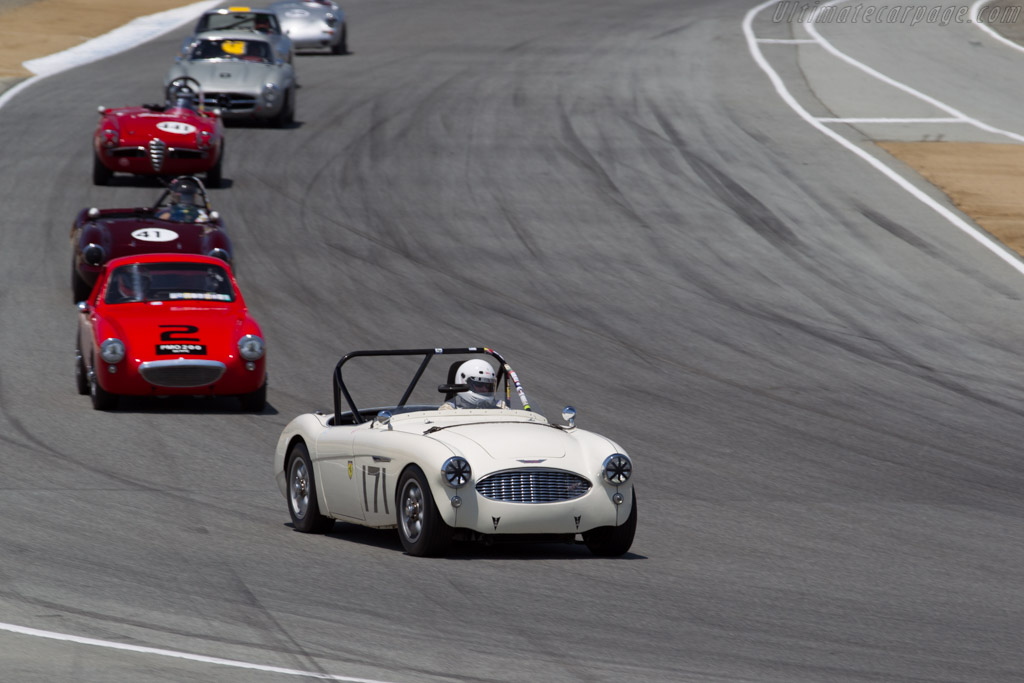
top-left (262, 83), bottom-right (280, 104)
top-left (238, 334), bottom-right (265, 361)
top-left (82, 243), bottom-right (105, 267)
top-left (442, 457), bottom-right (471, 488)
top-left (602, 454), bottom-right (632, 485)
top-left (99, 338), bottom-right (125, 364)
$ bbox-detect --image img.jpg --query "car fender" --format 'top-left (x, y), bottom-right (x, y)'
top-left (274, 413), bottom-right (330, 499)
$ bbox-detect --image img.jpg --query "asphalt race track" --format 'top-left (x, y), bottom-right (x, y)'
top-left (2, 0), bottom-right (1024, 681)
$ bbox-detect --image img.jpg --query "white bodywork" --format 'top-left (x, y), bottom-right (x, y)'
top-left (274, 408), bottom-right (635, 535)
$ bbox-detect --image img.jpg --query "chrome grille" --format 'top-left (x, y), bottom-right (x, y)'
top-left (476, 468), bottom-right (592, 504)
top-left (139, 359), bottom-right (225, 388)
top-left (207, 92), bottom-right (258, 111)
top-left (148, 138), bottom-right (167, 171)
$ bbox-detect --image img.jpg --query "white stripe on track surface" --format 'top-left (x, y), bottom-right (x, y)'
top-left (743, 0), bottom-right (1024, 276)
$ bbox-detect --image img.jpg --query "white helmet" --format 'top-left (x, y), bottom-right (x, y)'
top-left (455, 359), bottom-right (497, 406)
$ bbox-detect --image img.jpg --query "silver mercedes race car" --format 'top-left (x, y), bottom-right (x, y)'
top-left (270, 0), bottom-right (347, 54)
top-left (165, 31), bottom-right (297, 127)
top-left (180, 6), bottom-right (295, 64)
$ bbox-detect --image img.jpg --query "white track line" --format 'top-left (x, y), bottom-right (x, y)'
top-left (802, 0), bottom-right (1024, 143)
top-left (757, 38), bottom-right (818, 43)
top-left (0, 622), bottom-right (398, 683)
top-left (816, 117), bottom-right (966, 123)
top-left (971, 0), bottom-right (1024, 53)
top-left (0, 0), bottom-right (221, 110)
top-left (742, 0), bottom-right (1024, 276)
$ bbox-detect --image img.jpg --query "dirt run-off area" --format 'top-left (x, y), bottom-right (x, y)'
top-left (0, 0), bottom-right (196, 78)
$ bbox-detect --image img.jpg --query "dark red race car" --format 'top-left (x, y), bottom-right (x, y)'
top-left (75, 254), bottom-right (267, 412)
top-left (93, 77), bottom-right (224, 187)
top-left (70, 176), bottom-right (232, 303)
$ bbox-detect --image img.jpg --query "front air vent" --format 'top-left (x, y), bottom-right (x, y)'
top-left (475, 468), bottom-right (592, 504)
top-left (148, 138), bottom-right (167, 171)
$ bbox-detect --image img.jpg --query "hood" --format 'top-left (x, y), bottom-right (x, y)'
top-left (107, 108), bottom-right (214, 145)
top-left (428, 422), bottom-right (572, 462)
top-left (103, 303), bottom-right (248, 362)
top-left (181, 60), bottom-right (275, 92)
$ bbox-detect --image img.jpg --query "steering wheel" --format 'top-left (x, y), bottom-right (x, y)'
top-left (165, 76), bottom-right (204, 106)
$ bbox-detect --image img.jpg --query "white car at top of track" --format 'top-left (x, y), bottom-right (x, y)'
top-left (273, 347), bottom-right (637, 557)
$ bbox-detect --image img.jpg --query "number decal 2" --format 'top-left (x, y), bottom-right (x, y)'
top-left (159, 325), bottom-right (200, 342)
top-left (362, 466), bottom-right (389, 514)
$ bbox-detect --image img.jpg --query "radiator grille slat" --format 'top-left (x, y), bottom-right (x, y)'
top-left (148, 138), bottom-right (167, 171)
top-left (476, 468), bottom-right (591, 504)
top-left (139, 360), bottom-right (225, 388)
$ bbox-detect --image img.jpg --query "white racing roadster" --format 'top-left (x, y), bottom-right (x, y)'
top-left (273, 347), bottom-right (637, 557)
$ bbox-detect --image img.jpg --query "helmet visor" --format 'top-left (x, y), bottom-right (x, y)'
top-left (467, 377), bottom-right (495, 394)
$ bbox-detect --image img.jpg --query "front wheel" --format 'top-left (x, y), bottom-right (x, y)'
top-left (89, 355), bottom-right (117, 410)
top-left (287, 442), bottom-right (334, 533)
top-left (74, 338), bottom-right (89, 395)
top-left (239, 381), bottom-right (266, 412)
top-left (206, 145), bottom-right (223, 188)
top-left (583, 489), bottom-right (637, 557)
top-left (396, 466), bottom-right (452, 557)
top-left (332, 24), bottom-right (348, 54)
top-left (71, 265), bottom-right (91, 303)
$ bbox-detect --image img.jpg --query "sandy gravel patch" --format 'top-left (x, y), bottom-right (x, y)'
top-left (0, 0), bottom-right (198, 78)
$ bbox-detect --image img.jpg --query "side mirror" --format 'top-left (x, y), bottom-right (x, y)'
top-left (375, 410), bottom-right (393, 429)
top-left (76, 301), bottom-right (90, 313)
top-left (562, 406), bottom-right (576, 429)
top-left (96, 105), bottom-right (106, 114)
top-left (87, 207), bottom-right (100, 220)
top-left (209, 210), bottom-right (220, 221)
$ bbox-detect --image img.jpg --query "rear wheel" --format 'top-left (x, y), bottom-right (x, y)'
top-left (74, 338), bottom-right (89, 396)
top-left (89, 355), bottom-right (117, 411)
top-left (583, 489), bottom-right (637, 557)
top-left (287, 442), bottom-right (334, 533)
top-left (397, 466), bottom-right (452, 557)
top-left (92, 154), bottom-right (112, 186)
top-left (71, 266), bottom-right (91, 303)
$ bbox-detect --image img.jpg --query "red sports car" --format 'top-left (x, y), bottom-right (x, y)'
top-left (93, 77), bottom-right (224, 187)
top-left (75, 254), bottom-right (267, 412)
top-left (70, 176), bottom-right (232, 302)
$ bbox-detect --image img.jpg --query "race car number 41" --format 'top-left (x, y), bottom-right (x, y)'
top-left (156, 121), bottom-right (197, 135)
top-left (131, 228), bottom-right (179, 242)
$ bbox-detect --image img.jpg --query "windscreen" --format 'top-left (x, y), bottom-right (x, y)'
top-left (105, 263), bottom-right (235, 304)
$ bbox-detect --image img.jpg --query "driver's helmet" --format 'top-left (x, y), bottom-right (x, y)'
top-left (114, 268), bottom-right (147, 301)
top-left (171, 84), bottom-right (197, 110)
top-left (168, 176), bottom-right (204, 207)
top-left (254, 15), bottom-right (271, 31)
top-left (454, 359), bottom-right (497, 406)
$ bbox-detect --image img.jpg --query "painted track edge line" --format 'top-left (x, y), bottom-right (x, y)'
top-left (0, 621), bottom-right (399, 683)
top-left (970, 0), bottom-right (1024, 52)
top-left (743, 0), bottom-right (1024, 277)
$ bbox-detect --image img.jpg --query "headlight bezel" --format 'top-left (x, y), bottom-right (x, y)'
top-left (261, 82), bottom-right (280, 104)
top-left (99, 337), bottom-right (126, 364)
top-left (238, 334), bottom-right (265, 361)
top-left (602, 453), bottom-right (632, 485)
top-left (442, 456), bottom-right (472, 489)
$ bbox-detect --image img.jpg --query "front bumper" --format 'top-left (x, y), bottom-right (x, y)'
top-left (95, 355), bottom-right (265, 396)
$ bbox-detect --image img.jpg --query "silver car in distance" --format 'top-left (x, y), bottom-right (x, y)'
top-left (166, 30), bottom-right (297, 127)
top-left (270, 0), bottom-right (347, 54)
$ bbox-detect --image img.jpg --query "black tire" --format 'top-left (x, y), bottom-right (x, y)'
top-left (89, 354), bottom-right (117, 411)
top-left (74, 338), bottom-right (89, 396)
top-left (206, 145), bottom-right (223, 188)
top-left (92, 154), bottom-right (112, 186)
top-left (583, 489), bottom-right (637, 557)
top-left (270, 94), bottom-right (290, 128)
top-left (332, 24), bottom-right (348, 54)
top-left (71, 266), bottom-right (91, 303)
top-left (396, 465), bottom-right (452, 557)
top-left (239, 381), bottom-right (266, 412)
top-left (286, 442), bottom-right (334, 533)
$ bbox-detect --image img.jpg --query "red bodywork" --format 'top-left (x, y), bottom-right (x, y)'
top-left (70, 206), bottom-right (232, 302)
top-left (93, 104), bottom-right (224, 185)
top-left (77, 254), bottom-right (265, 402)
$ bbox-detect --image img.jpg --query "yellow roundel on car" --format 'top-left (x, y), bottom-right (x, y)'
top-left (221, 40), bottom-right (246, 55)
top-left (227, 6), bottom-right (251, 11)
